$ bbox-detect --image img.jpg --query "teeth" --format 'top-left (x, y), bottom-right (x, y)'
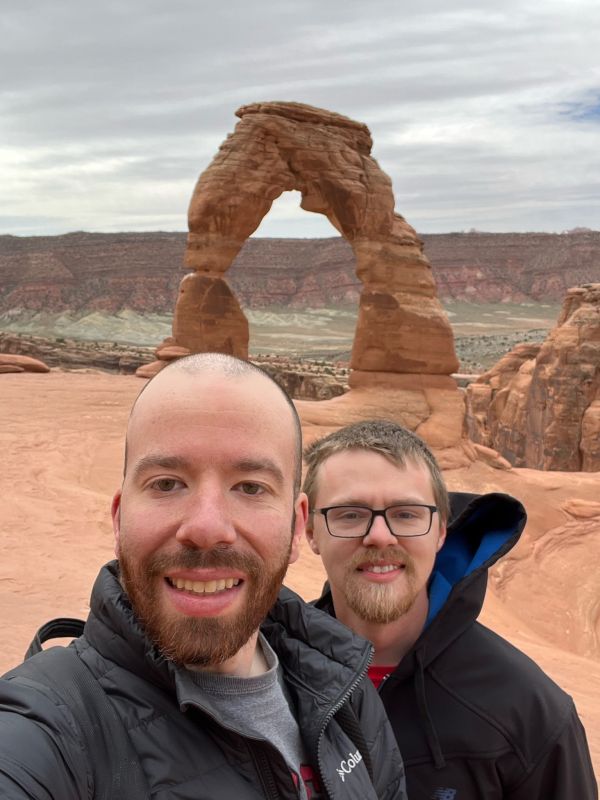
top-left (370, 565), bottom-right (397, 574)
top-left (172, 577), bottom-right (240, 594)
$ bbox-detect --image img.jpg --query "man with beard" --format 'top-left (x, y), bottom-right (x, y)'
top-left (0, 355), bottom-right (406, 800)
top-left (304, 419), bottom-right (597, 800)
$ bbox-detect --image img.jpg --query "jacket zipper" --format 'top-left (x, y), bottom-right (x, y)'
top-left (316, 645), bottom-right (374, 799)
top-left (187, 705), bottom-right (298, 800)
top-left (249, 741), bottom-right (290, 800)
top-left (377, 673), bottom-right (391, 692)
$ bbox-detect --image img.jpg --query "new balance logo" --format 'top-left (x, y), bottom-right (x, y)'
top-left (431, 789), bottom-right (457, 800)
top-left (336, 750), bottom-right (363, 782)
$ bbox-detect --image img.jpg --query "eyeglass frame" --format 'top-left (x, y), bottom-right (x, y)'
top-left (312, 503), bottom-right (439, 539)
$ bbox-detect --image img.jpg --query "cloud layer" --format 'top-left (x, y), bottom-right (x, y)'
top-left (2, 0), bottom-right (599, 235)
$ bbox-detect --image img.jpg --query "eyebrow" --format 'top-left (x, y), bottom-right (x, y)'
top-left (130, 454), bottom-right (285, 486)
top-left (131, 454), bottom-right (189, 479)
top-left (233, 458), bottom-right (285, 487)
top-left (327, 496), bottom-right (428, 507)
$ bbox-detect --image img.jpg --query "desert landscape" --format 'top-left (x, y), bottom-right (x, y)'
top-left (1, 372), bottom-right (599, 776)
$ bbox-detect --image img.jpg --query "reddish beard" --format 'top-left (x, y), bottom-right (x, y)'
top-left (343, 547), bottom-right (419, 624)
top-left (119, 543), bottom-right (291, 666)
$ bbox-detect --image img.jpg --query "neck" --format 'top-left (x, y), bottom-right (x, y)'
top-left (334, 590), bottom-right (429, 667)
top-left (186, 631), bottom-right (268, 678)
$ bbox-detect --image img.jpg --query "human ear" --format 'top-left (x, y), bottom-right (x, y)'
top-left (305, 515), bottom-right (321, 555)
top-left (436, 521), bottom-right (447, 552)
top-left (111, 490), bottom-right (123, 557)
top-left (289, 492), bottom-right (309, 564)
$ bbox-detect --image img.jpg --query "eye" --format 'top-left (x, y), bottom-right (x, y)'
top-left (330, 507), bottom-right (371, 522)
top-left (150, 478), bottom-right (183, 492)
top-left (236, 482), bottom-right (264, 496)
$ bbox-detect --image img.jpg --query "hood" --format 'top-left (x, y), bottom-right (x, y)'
top-left (423, 491), bottom-right (526, 652)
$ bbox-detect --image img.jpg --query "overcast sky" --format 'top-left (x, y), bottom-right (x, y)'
top-left (2, 0), bottom-right (599, 237)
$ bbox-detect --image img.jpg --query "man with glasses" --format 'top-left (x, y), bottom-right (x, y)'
top-left (304, 420), bottom-right (596, 799)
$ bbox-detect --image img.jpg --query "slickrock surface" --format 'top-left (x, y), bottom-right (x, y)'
top-left (183, 101), bottom-right (457, 376)
top-left (466, 284), bottom-right (600, 470)
top-left (1, 372), bottom-right (598, 775)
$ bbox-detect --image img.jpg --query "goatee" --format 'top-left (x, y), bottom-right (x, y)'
top-left (344, 548), bottom-right (419, 624)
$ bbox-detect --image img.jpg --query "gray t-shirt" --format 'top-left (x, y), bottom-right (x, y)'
top-left (182, 635), bottom-right (320, 799)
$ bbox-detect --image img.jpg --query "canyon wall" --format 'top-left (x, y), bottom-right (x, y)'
top-left (2, 230), bottom-right (599, 314)
top-left (466, 284), bottom-right (600, 471)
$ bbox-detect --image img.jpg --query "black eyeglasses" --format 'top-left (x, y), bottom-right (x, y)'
top-left (313, 504), bottom-right (438, 539)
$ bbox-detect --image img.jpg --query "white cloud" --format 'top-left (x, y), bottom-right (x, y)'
top-left (1, 0), bottom-right (599, 235)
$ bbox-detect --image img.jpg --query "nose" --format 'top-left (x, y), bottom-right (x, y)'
top-left (362, 513), bottom-right (398, 548)
top-left (175, 486), bottom-right (238, 550)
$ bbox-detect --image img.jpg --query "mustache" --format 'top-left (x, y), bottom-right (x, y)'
top-left (146, 546), bottom-right (262, 578)
top-left (347, 547), bottom-right (415, 573)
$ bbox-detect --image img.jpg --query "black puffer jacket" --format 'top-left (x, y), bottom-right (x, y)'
top-left (315, 492), bottom-right (597, 799)
top-left (0, 561), bottom-right (406, 800)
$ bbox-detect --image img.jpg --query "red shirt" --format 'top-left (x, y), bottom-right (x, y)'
top-left (368, 665), bottom-right (394, 689)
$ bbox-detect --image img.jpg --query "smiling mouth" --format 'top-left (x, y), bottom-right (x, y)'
top-left (166, 577), bottom-right (242, 595)
top-left (357, 564), bottom-right (404, 574)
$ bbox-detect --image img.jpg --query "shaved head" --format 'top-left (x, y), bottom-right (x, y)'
top-left (125, 353), bottom-right (303, 494)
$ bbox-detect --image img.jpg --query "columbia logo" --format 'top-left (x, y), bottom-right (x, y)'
top-left (431, 789), bottom-right (457, 800)
top-left (336, 750), bottom-right (362, 782)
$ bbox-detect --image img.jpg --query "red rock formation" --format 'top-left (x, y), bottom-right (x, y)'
top-left (0, 353), bottom-right (50, 373)
top-left (171, 102), bottom-right (470, 461)
top-left (0, 364), bottom-right (24, 373)
top-left (466, 284), bottom-right (600, 470)
top-left (180, 101), bottom-right (458, 375)
top-left (172, 273), bottom-right (248, 357)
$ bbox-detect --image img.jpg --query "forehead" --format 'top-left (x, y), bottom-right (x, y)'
top-left (315, 449), bottom-right (435, 501)
top-left (126, 371), bottom-right (295, 469)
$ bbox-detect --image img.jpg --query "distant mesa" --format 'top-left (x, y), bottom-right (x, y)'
top-left (466, 283), bottom-right (600, 471)
top-left (2, 231), bottom-right (600, 314)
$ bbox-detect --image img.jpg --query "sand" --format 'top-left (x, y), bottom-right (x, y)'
top-left (1, 371), bottom-right (598, 776)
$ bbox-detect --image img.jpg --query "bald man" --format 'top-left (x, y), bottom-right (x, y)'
top-left (0, 355), bottom-right (406, 800)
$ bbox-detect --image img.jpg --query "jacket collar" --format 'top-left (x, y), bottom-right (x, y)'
top-left (84, 562), bottom-right (373, 726)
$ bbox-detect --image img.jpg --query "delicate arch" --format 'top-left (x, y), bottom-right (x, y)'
top-left (174, 101), bottom-right (458, 377)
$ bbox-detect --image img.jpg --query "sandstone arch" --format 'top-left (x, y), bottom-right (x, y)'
top-left (177, 101), bottom-right (458, 376)
top-left (168, 102), bottom-right (470, 466)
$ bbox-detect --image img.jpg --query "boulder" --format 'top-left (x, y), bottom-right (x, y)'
top-left (0, 353), bottom-right (50, 373)
top-left (0, 364), bottom-right (25, 374)
top-left (155, 344), bottom-right (192, 361)
top-left (135, 361), bottom-right (166, 379)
